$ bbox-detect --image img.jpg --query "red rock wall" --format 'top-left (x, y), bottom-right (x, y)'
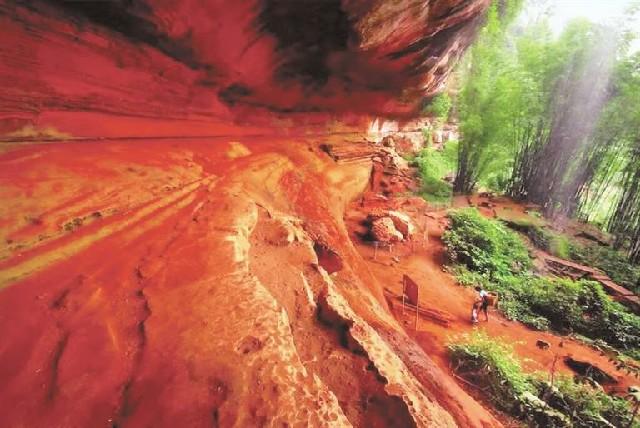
top-left (1, 0), bottom-right (489, 135)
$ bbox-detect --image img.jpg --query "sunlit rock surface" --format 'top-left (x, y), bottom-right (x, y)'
top-left (0, 1), bottom-right (496, 427)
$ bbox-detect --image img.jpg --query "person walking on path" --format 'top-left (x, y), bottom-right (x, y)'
top-left (471, 285), bottom-right (490, 323)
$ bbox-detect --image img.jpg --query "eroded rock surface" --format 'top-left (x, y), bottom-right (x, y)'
top-left (0, 1), bottom-right (497, 426)
top-left (371, 217), bottom-right (405, 243)
top-left (0, 138), bottom-right (505, 427)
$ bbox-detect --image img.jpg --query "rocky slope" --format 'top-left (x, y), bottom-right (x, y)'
top-left (0, 1), bottom-right (493, 427)
top-left (0, 137), bottom-right (503, 427)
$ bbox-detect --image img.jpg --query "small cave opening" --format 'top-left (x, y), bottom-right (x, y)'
top-left (313, 242), bottom-right (343, 274)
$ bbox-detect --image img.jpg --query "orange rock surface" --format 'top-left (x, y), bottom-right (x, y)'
top-left (1, 134), bottom-right (509, 427)
top-left (0, 1), bottom-right (520, 427)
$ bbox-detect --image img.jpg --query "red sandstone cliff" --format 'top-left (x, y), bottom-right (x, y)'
top-left (0, 1), bottom-right (495, 427)
top-left (0, 0), bottom-right (488, 126)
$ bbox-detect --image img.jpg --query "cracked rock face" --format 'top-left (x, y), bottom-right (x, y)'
top-left (0, 138), bottom-right (502, 427)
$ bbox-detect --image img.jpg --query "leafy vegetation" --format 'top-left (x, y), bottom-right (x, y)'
top-left (503, 217), bottom-right (639, 293)
top-left (454, 1), bottom-right (523, 194)
top-left (445, 208), bottom-right (640, 355)
top-left (439, 1), bottom-right (640, 424)
top-left (578, 50), bottom-right (640, 263)
top-left (504, 218), bottom-right (570, 259)
top-left (507, 21), bottom-right (619, 216)
top-left (449, 0), bottom-right (640, 264)
top-left (414, 141), bottom-right (457, 204)
top-left (443, 208), bottom-right (531, 278)
top-left (570, 242), bottom-right (640, 295)
top-left (449, 331), bottom-right (533, 410)
top-left (422, 93), bottom-right (452, 122)
top-left (449, 332), bottom-right (639, 427)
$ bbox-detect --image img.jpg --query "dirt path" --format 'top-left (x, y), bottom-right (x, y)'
top-left (346, 200), bottom-right (639, 405)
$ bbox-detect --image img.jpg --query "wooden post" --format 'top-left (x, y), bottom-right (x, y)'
top-left (550, 353), bottom-right (559, 387)
top-left (403, 274), bottom-right (420, 330)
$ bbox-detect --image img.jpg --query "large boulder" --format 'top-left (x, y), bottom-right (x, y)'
top-left (381, 135), bottom-right (396, 148)
top-left (387, 211), bottom-right (415, 239)
top-left (371, 217), bottom-right (404, 243)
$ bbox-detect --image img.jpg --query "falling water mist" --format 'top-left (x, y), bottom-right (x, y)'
top-left (528, 24), bottom-right (619, 218)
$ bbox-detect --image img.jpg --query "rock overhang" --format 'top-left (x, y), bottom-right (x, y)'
top-left (2, 0), bottom-right (490, 121)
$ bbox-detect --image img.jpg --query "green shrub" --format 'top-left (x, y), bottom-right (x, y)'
top-left (443, 208), bottom-right (531, 278)
top-left (542, 377), bottom-right (638, 428)
top-left (421, 126), bottom-right (433, 147)
top-left (419, 176), bottom-right (452, 202)
top-left (450, 265), bottom-right (489, 288)
top-left (579, 281), bottom-right (640, 352)
top-left (483, 170), bottom-right (511, 193)
top-left (525, 277), bottom-right (586, 333)
top-left (423, 93), bottom-right (452, 120)
top-left (504, 219), bottom-right (571, 259)
top-left (570, 242), bottom-right (640, 294)
top-left (445, 210), bottom-right (640, 353)
top-left (549, 234), bottom-right (571, 259)
top-left (415, 142), bottom-right (458, 203)
top-left (449, 331), bottom-right (533, 411)
top-left (492, 274), bottom-right (640, 351)
top-left (449, 333), bottom-right (638, 427)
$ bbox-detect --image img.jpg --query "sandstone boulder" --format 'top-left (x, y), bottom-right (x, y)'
top-left (387, 211), bottom-right (415, 239)
top-left (371, 217), bottom-right (403, 243)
